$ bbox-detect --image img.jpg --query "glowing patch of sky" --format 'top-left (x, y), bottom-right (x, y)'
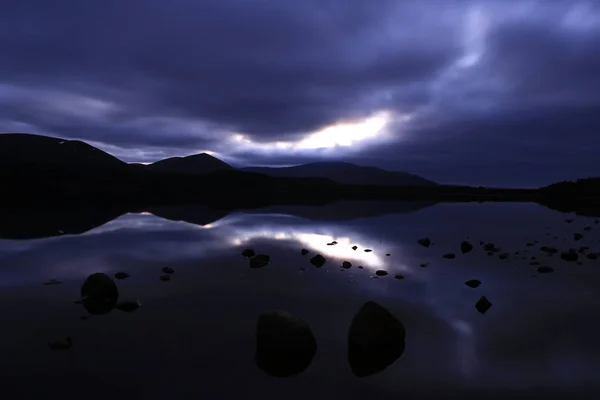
top-left (228, 110), bottom-right (395, 154)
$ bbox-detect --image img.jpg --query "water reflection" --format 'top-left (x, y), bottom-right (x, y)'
top-left (0, 201), bottom-right (599, 397)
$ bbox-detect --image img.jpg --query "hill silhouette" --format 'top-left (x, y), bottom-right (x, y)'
top-left (146, 153), bottom-right (233, 175)
top-left (243, 162), bottom-right (436, 186)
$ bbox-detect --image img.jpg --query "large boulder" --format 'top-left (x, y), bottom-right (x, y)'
top-left (255, 311), bottom-right (317, 377)
top-left (79, 273), bottom-right (119, 315)
top-left (348, 301), bottom-right (406, 377)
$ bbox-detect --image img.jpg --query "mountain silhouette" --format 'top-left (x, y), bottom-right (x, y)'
top-left (0, 133), bottom-right (126, 169)
top-left (146, 153), bottom-right (233, 175)
top-left (243, 162), bottom-right (437, 186)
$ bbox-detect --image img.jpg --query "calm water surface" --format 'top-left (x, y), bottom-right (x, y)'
top-left (0, 201), bottom-right (599, 399)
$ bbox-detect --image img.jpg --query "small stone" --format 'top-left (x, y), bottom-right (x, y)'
top-left (250, 254), bottom-right (271, 269)
top-left (442, 253), bottom-right (456, 259)
top-left (351, 246), bottom-right (358, 251)
top-left (536, 266), bottom-right (554, 274)
top-left (540, 246), bottom-right (558, 254)
top-left (114, 272), bottom-right (130, 280)
top-left (357, 266), bottom-right (364, 269)
top-left (584, 226), bottom-right (592, 232)
top-left (375, 270), bottom-right (388, 276)
top-left (394, 274), bottom-right (405, 280)
top-left (417, 237), bottom-right (431, 248)
top-left (460, 241), bottom-right (474, 254)
top-left (162, 267), bottom-right (175, 274)
top-left (475, 296), bottom-right (492, 314)
top-left (301, 248), bottom-right (310, 256)
top-left (560, 252), bottom-right (579, 262)
top-left (310, 254), bottom-right (327, 268)
top-left (43, 279), bottom-right (64, 286)
top-left (499, 253), bottom-right (509, 260)
top-left (574, 233), bottom-right (583, 241)
top-left (116, 300), bottom-right (141, 312)
top-left (159, 274), bottom-right (170, 281)
top-left (464, 279), bottom-right (481, 288)
top-left (342, 261), bottom-right (352, 269)
top-left (364, 249), bottom-right (372, 253)
top-left (242, 249), bottom-right (256, 258)
top-left (385, 253), bottom-right (391, 257)
top-left (48, 336), bottom-right (73, 351)
top-left (419, 262), bottom-right (429, 268)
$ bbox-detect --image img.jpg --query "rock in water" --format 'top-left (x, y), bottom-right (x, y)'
top-left (255, 311), bottom-right (317, 377)
top-left (394, 274), bottom-right (405, 280)
top-left (116, 300), bottom-right (142, 312)
top-left (48, 336), bottom-right (73, 351)
top-left (442, 253), bottom-right (456, 259)
top-left (352, 246), bottom-right (358, 251)
top-left (300, 248), bottom-right (310, 256)
top-left (574, 233), bottom-right (583, 241)
top-left (348, 301), bottom-right (406, 377)
top-left (309, 254), bottom-right (326, 268)
top-left (79, 273), bottom-right (119, 315)
top-left (159, 274), bottom-right (170, 281)
top-left (464, 279), bottom-right (481, 288)
top-left (560, 251), bottom-right (579, 262)
top-left (417, 237), bottom-right (431, 248)
top-left (250, 254), bottom-right (271, 269)
top-left (114, 272), bottom-right (130, 280)
top-left (536, 266), bottom-right (554, 274)
top-left (499, 253), bottom-right (509, 260)
top-left (342, 261), bottom-right (352, 269)
top-left (241, 249), bottom-right (256, 258)
top-left (364, 249), bottom-right (372, 253)
top-left (162, 267), bottom-right (175, 274)
top-left (375, 270), bottom-right (388, 276)
top-left (475, 296), bottom-right (492, 314)
top-left (43, 279), bottom-right (63, 286)
top-left (461, 241), bottom-right (473, 254)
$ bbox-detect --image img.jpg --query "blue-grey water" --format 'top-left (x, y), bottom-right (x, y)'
top-left (0, 201), bottom-right (599, 399)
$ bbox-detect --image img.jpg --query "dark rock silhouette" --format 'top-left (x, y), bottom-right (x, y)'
top-left (310, 254), bottom-right (326, 268)
top-left (255, 311), bottom-right (317, 377)
top-left (241, 249), bottom-right (256, 258)
top-left (348, 301), bottom-right (406, 377)
top-left (499, 253), bottom-right (509, 260)
top-left (420, 262), bottom-right (429, 268)
top-left (114, 272), bottom-right (130, 280)
top-left (352, 246), bottom-right (358, 250)
top-left (584, 226), bottom-right (593, 231)
top-left (147, 153), bottom-right (233, 175)
top-left (417, 237), bottom-right (431, 247)
top-left (79, 273), bottom-right (119, 315)
top-left (386, 253), bottom-right (391, 256)
top-left (537, 266), bottom-right (554, 274)
top-left (48, 336), bottom-right (73, 351)
top-left (375, 270), bottom-right (388, 276)
top-left (475, 296), bottom-right (492, 314)
top-left (364, 249), bottom-right (372, 252)
top-left (540, 246), bottom-right (558, 254)
top-left (460, 241), bottom-right (473, 254)
top-left (574, 233), bottom-right (583, 241)
top-left (442, 253), bottom-right (456, 259)
top-left (162, 267), bottom-right (175, 274)
top-left (301, 248), bottom-right (310, 256)
top-left (159, 275), bottom-right (171, 281)
top-left (561, 251), bottom-right (579, 261)
top-left (394, 274), bottom-right (405, 280)
top-left (587, 253), bottom-right (598, 260)
top-left (250, 254), bottom-right (271, 269)
top-left (116, 300), bottom-right (141, 312)
top-left (342, 261), bottom-right (352, 269)
top-left (464, 279), bottom-right (481, 288)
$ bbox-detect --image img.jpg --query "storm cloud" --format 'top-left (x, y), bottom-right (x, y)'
top-left (1, 0), bottom-right (599, 186)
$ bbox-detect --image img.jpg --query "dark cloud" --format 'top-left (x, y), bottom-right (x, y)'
top-left (1, 0), bottom-right (599, 185)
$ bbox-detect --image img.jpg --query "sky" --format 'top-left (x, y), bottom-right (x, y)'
top-left (1, 0), bottom-right (600, 187)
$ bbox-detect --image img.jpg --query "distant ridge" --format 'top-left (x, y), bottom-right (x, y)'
top-left (243, 161), bottom-right (437, 186)
top-left (146, 153), bottom-right (233, 175)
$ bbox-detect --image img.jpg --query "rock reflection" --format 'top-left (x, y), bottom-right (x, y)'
top-left (255, 310), bottom-right (317, 377)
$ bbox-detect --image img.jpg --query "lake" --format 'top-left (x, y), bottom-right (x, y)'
top-left (0, 201), bottom-right (599, 399)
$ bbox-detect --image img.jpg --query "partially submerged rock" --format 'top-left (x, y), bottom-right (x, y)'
top-left (460, 241), bottom-right (473, 254)
top-left (419, 262), bottom-right (429, 268)
top-left (162, 267), bottom-right (175, 274)
top-left (375, 270), bottom-right (388, 277)
top-left (584, 226), bottom-right (592, 232)
top-left (48, 336), bottom-right (73, 351)
top-left (250, 254), bottom-right (271, 269)
top-left (560, 251), bottom-right (579, 262)
top-left (342, 261), bottom-right (352, 269)
top-left (310, 254), bottom-right (326, 268)
top-left (43, 279), bottom-right (63, 286)
top-left (587, 253), bottom-right (598, 260)
top-left (79, 273), bottom-right (119, 315)
top-left (536, 266), bottom-right (554, 274)
top-left (442, 253), bottom-right (456, 259)
top-left (417, 237), bottom-right (431, 248)
top-left (352, 246), bottom-right (358, 251)
top-left (116, 300), bottom-right (142, 313)
top-left (540, 246), bottom-right (558, 254)
top-left (499, 253), bottom-right (509, 260)
top-left (464, 279), bottom-right (481, 288)
top-left (574, 233), bottom-right (583, 241)
top-left (475, 296), bottom-right (492, 314)
top-left (348, 301), bottom-right (406, 377)
top-left (301, 248), bottom-right (310, 256)
top-left (255, 310), bottom-right (317, 377)
top-left (394, 274), bottom-right (405, 280)
top-left (364, 249), bottom-right (372, 253)
top-left (241, 249), bottom-right (256, 258)
top-left (114, 272), bottom-right (130, 280)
